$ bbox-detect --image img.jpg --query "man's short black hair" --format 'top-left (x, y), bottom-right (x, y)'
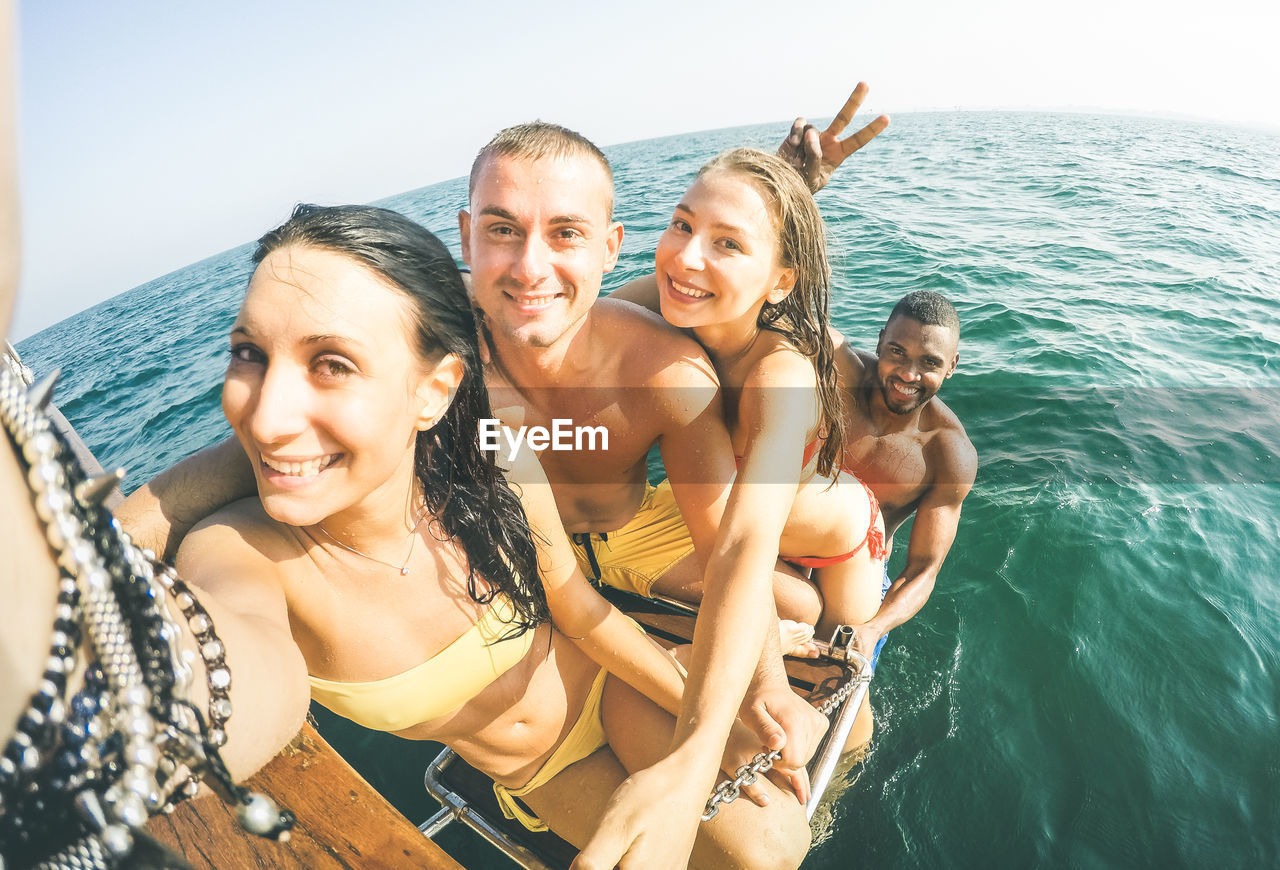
top-left (888, 290), bottom-right (960, 335)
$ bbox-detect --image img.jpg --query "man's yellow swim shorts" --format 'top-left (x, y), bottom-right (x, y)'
top-left (568, 479), bottom-right (695, 597)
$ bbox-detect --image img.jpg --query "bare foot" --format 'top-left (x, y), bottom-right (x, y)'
top-left (780, 619), bottom-right (818, 657)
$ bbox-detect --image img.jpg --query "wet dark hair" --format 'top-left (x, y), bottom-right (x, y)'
top-left (252, 204), bottom-right (549, 634)
top-left (889, 290), bottom-right (961, 336)
top-left (699, 149), bottom-right (845, 478)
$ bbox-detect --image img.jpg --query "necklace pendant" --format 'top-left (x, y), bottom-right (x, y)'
top-left (399, 567), bottom-right (410, 576)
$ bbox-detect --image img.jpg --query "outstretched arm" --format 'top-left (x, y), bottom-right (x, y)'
top-left (849, 432), bottom-right (976, 660)
top-left (0, 0), bottom-right (304, 786)
top-left (777, 82), bottom-right (890, 194)
top-left (577, 361), bottom-right (769, 870)
top-left (716, 355), bottom-right (832, 801)
top-left (173, 505), bottom-right (311, 779)
top-left (576, 354), bottom-right (828, 869)
top-left (115, 435), bottom-right (257, 562)
top-left (0, 0), bottom-right (43, 745)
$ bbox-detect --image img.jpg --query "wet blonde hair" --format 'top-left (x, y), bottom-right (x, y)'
top-left (698, 148), bottom-right (845, 476)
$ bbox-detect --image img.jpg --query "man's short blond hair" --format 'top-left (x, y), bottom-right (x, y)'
top-left (469, 121), bottom-right (615, 219)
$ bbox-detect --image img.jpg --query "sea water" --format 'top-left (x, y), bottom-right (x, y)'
top-left (17, 112), bottom-right (1280, 868)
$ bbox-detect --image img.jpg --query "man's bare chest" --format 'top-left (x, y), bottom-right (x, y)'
top-left (501, 388), bottom-right (661, 484)
top-left (843, 431), bottom-right (931, 513)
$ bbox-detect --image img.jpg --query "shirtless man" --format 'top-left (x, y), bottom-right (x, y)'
top-left (832, 291), bottom-right (978, 665)
top-left (460, 122), bottom-right (820, 870)
top-left (455, 102), bottom-right (893, 869)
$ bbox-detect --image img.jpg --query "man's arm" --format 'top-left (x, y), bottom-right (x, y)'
top-left (115, 435), bottom-right (257, 561)
top-left (850, 431), bottom-right (977, 660)
top-left (828, 326), bottom-right (868, 392)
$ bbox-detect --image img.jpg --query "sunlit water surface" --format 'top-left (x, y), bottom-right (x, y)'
top-left (19, 111), bottom-right (1280, 868)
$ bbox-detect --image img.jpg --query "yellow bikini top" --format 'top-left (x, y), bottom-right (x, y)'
top-left (308, 595), bottom-right (535, 732)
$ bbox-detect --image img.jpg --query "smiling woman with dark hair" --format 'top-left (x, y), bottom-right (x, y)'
top-left (235, 204), bottom-right (550, 635)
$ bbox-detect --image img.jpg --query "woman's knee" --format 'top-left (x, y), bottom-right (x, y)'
top-left (751, 807), bottom-right (811, 870)
top-left (696, 800), bottom-right (811, 870)
top-left (773, 570), bottom-right (823, 624)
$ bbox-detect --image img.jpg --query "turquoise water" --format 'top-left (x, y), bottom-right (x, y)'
top-left (16, 112), bottom-right (1280, 868)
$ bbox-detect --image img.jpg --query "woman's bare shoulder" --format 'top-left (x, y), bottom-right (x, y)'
top-left (190, 496), bottom-right (282, 537)
top-left (178, 497), bottom-right (302, 579)
top-left (745, 338), bottom-right (818, 390)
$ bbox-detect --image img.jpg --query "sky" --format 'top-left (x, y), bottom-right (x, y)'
top-left (11, 0), bottom-right (1280, 340)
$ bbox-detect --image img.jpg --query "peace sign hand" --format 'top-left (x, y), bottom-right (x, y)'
top-left (777, 82), bottom-right (890, 194)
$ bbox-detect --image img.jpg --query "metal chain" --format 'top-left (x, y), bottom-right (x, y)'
top-left (815, 671), bottom-right (861, 718)
top-left (702, 664), bottom-right (865, 821)
top-left (702, 750), bottom-right (780, 821)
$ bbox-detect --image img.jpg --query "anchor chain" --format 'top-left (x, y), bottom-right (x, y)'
top-left (702, 663), bottom-right (864, 821)
top-left (702, 750), bottom-right (780, 821)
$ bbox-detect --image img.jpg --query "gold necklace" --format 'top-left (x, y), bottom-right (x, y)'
top-left (314, 514), bottom-right (426, 576)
